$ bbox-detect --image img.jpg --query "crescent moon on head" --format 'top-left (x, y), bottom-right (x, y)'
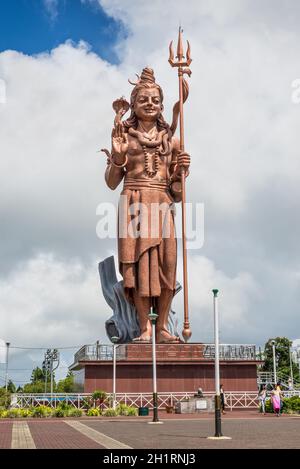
top-left (128, 73), bottom-right (140, 86)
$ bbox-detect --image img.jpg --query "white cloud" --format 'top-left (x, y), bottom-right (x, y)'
top-left (0, 253), bottom-right (107, 347)
top-left (1, 0), bottom-right (300, 382)
top-left (43, 0), bottom-right (59, 21)
top-left (173, 255), bottom-right (261, 344)
top-left (0, 253), bottom-right (109, 385)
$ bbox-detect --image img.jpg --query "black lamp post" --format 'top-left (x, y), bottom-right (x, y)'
top-left (111, 336), bottom-right (119, 410)
top-left (148, 307), bottom-right (159, 423)
top-left (212, 289), bottom-right (222, 437)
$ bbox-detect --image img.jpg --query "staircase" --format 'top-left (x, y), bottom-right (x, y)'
top-left (257, 371), bottom-right (300, 389)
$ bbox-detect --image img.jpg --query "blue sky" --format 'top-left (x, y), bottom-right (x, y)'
top-left (0, 0), bottom-right (126, 63)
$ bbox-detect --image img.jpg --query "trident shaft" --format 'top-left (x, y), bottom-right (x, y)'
top-left (169, 28), bottom-right (192, 342)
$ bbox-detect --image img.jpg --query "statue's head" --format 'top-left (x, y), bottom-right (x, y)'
top-left (130, 68), bottom-right (163, 109)
top-left (124, 68), bottom-right (168, 131)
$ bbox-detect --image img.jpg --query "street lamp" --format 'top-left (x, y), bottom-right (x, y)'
top-left (148, 306), bottom-right (162, 424)
top-left (43, 349), bottom-right (60, 398)
top-left (271, 340), bottom-right (277, 385)
top-left (5, 342), bottom-right (10, 393)
top-left (50, 349), bottom-right (59, 397)
top-left (212, 290), bottom-right (222, 438)
top-left (111, 336), bottom-right (119, 410)
top-left (43, 349), bottom-right (52, 394)
top-left (297, 349), bottom-right (300, 378)
top-left (289, 344), bottom-right (294, 389)
top-left (207, 290), bottom-right (231, 441)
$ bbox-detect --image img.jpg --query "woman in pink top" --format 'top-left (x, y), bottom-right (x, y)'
top-left (271, 384), bottom-right (282, 416)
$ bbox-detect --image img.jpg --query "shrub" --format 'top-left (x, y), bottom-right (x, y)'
top-left (56, 401), bottom-right (70, 410)
top-left (284, 396), bottom-right (300, 413)
top-left (32, 405), bottom-right (53, 418)
top-left (116, 403), bottom-right (138, 416)
top-left (264, 396), bottom-right (300, 414)
top-left (82, 397), bottom-right (93, 410)
top-left (20, 409), bottom-right (33, 418)
top-left (87, 408), bottom-right (101, 416)
top-left (53, 407), bottom-right (67, 418)
top-left (92, 390), bottom-right (107, 411)
top-left (126, 406), bottom-right (138, 416)
top-left (0, 389), bottom-right (11, 409)
top-left (0, 409), bottom-right (8, 418)
top-left (102, 408), bottom-right (118, 417)
top-left (68, 408), bottom-right (83, 417)
top-left (53, 403), bottom-right (74, 418)
top-left (6, 409), bottom-right (22, 418)
top-left (264, 398), bottom-right (273, 413)
top-left (92, 390), bottom-right (107, 401)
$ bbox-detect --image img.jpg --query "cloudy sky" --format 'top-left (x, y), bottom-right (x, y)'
top-left (0, 0), bottom-right (300, 386)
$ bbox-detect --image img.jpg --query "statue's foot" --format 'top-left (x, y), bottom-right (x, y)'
top-left (132, 333), bottom-right (151, 343)
top-left (156, 330), bottom-right (182, 344)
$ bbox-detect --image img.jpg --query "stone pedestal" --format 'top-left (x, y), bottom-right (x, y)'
top-left (71, 343), bottom-right (261, 393)
top-left (175, 397), bottom-right (214, 414)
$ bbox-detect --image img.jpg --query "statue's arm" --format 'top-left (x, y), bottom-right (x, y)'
top-left (169, 137), bottom-right (190, 202)
top-left (105, 159), bottom-right (125, 190)
top-left (104, 128), bottom-right (128, 190)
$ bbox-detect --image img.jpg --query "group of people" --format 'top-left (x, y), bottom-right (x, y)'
top-left (258, 383), bottom-right (283, 416)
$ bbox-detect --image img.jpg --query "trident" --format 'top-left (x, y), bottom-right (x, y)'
top-left (169, 27), bottom-right (192, 342)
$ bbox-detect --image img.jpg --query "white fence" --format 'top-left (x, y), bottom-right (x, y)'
top-left (11, 391), bottom-right (265, 411)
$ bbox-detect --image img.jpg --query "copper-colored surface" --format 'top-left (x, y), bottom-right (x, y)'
top-left (102, 37), bottom-right (192, 343)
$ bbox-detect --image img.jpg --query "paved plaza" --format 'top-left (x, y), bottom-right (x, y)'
top-left (0, 412), bottom-right (300, 450)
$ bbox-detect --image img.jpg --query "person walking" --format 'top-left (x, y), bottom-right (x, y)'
top-left (258, 384), bottom-right (267, 414)
top-left (271, 383), bottom-right (283, 417)
top-left (220, 384), bottom-right (226, 414)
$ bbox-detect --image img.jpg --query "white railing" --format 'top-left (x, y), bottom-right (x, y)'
top-left (257, 371), bottom-right (300, 390)
top-left (10, 391), bottom-right (278, 411)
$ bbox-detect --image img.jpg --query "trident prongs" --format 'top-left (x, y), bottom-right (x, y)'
top-left (168, 27), bottom-right (192, 68)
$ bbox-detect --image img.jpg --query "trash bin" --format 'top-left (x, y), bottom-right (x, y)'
top-left (138, 407), bottom-right (149, 416)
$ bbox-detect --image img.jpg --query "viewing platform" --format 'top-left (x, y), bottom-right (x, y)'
top-left (70, 343), bottom-right (261, 393)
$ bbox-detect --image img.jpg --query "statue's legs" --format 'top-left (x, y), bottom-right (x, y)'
top-left (131, 289), bottom-right (179, 343)
top-left (156, 289), bottom-right (180, 343)
top-left (132, 291), bottom-right (152, 342)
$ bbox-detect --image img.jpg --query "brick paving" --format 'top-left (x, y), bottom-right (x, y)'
top-left (0, 413), bottom-right (299, 449)
top-left (28, 420), bottom-right (104, 449)
top-left (65, 420), bottom-right (132, 449)
top-left (82, 414), bottom-right (300, 449)
top-left (0, 421), bottom-right (12, 449)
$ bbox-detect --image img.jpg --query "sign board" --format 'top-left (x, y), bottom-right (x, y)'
top-left (196, 399), bottom-right (207, 410)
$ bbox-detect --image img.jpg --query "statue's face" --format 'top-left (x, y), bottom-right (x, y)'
top-left (133, 87), bottom-right (162, 122)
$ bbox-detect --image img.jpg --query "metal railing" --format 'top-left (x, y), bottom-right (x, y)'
top-left (11, 390), bottom-right (289, 411)
top-left (74, 344), bottom-right (127, 364)
top-left (73, 343), bottom-right (257, 364)
top-left (202, 344), bottom-right (256, 360)
top-left (258, 371), bottom-right (300, 389)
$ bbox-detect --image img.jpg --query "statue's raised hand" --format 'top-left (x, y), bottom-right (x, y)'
top-left (111, 123), bottom-right (128, 165)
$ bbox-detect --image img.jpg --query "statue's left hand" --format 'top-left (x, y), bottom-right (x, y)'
top-left (177, 151), bottom-right (190, 171)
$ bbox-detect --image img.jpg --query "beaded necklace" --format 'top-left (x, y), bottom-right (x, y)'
top-left (129, 126), bottom-right (167, 178)
top-left (142, 145), bottom-right (160, 177)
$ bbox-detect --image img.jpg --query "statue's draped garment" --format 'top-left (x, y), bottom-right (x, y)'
top-left (118, 175), bottom-right (177, 302)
